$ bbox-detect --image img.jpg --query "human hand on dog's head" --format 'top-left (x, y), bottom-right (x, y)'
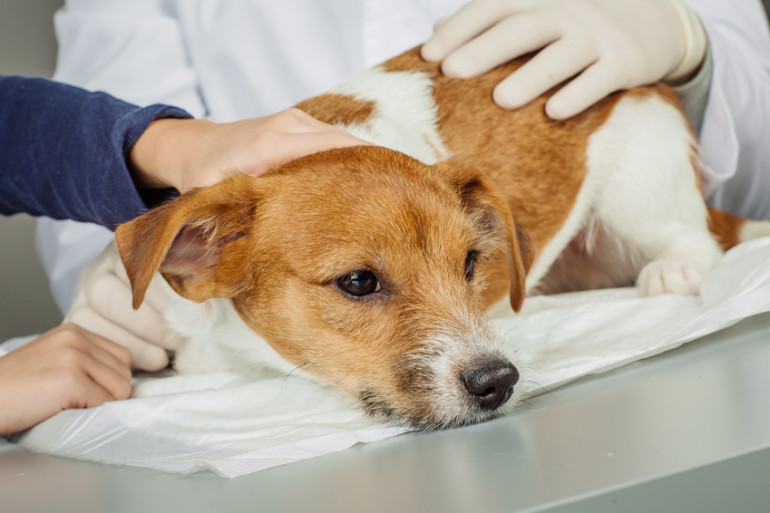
top-left (421, 0), bottom-right (707, 119)
top-left (129, 107), bottom-right (372, 193)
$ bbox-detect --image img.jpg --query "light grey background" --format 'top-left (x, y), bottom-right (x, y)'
top-left (0, 0), bottom-right (65, 341)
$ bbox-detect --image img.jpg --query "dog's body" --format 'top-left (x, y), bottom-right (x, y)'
top-left (77, 48), bottom-right (766, 429)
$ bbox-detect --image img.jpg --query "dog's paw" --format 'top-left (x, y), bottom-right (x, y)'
top-left (637, 260), bottom-right (703, 296)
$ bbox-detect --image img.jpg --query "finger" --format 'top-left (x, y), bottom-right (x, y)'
top-left (422, 0), bottom-right (531, 61)
top-left (432, 15), bottom-right (450, 33)
top-left (73, 326), bottom-right (133, 375)
top-left (68, 306), bottom-right (170, 371)
top-left (545, 60), bottom-right (624, 119)
top-left (81, 358), bottom-right (132, 402)
top-left (86, 272), bottom-right (172, 350)
top-left (440, 10), bottom-right (561, 78)
top-left (52, 331), bottom-right (132, 406)
top-left (61, 372), bottom-right (116, 409)
top-left (492, 36), bottom-right (597, 109)
top-left (256, 132), bottom-right (371, 173)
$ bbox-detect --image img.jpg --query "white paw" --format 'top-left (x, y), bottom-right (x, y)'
top-left (637, 261), bottom-right (703, 296)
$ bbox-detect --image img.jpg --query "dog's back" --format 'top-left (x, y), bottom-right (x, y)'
top-left (298, 46), bottom-right (766, 303)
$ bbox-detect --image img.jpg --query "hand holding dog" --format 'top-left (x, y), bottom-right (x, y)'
top-left (66, 109), bottom-right (370, 371)
top-left (421, 0), bottom-right (707, 119)
top-left (66, 245), bottom-right (176, 371)
top-left (130, 107), bottom-right (372, 193)
top-left (0, 324), bottom-right (132, 436)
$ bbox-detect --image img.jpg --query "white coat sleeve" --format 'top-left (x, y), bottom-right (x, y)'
top-left (684, 0), bottom-right (770, 219)
top-left (37, 0), bottom-right (207, 313)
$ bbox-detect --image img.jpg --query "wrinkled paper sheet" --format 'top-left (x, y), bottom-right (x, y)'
top-left (9, 237), bottom-right (770, 478)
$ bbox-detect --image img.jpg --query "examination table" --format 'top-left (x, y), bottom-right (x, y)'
top-left (2, 309), bottom-right (769, 513)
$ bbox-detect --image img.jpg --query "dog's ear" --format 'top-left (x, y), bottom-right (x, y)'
top-left (115, 176), bottom-right (257, 309)
top-left (436, 160), bottom-right (532, 313)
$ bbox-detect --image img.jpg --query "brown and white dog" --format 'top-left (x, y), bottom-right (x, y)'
top-left (89, 48), bottom-right (767, 429)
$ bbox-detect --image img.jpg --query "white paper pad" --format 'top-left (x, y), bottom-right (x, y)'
top-left (11, 238), bottom-right (770, 478)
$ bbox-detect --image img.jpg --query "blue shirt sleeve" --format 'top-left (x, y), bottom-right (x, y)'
top-left (0, 75), bottom-right (192, 228)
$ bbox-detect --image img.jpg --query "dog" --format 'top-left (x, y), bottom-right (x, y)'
top-left (78, 47), bottom-right (768, 430)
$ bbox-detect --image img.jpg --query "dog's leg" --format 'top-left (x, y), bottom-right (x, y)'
top-left (586, 93), bottom-right (723, 296)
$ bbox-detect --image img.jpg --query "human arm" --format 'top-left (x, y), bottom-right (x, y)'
top-left (0, 324), bottom-right (132, 436)
top-left (684, 0), bottom-right (770, 218)
top-left (37, 0), bottom-right (213, 313)
top-left (2, 75), bottom-right (367, 225)
top-left (0, 75), bottom-right (189, 226)
top-left (2, 74), bottom-right (369, 370)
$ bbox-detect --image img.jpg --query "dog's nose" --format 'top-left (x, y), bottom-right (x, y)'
top-left (461, 359), bottom-right (519, 411)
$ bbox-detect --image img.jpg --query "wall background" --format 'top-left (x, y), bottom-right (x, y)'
top-left (0, 0), bottom-right (65, 341)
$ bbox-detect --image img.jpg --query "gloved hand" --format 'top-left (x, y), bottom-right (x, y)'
top-left (421, 0), bottom-right (707, 119)
top-left (66, 244), bottom-right (177, 372)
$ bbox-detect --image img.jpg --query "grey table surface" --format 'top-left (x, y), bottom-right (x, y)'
top-left (2, 311), bottom-right (770, 513)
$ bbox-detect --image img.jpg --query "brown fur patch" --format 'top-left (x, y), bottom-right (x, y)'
top-left (707, 206), bottom-right (745, 250)
top-left (295, 93), bottom-right (376, 127)
top-left (379, 47), bottom-right (622, 304)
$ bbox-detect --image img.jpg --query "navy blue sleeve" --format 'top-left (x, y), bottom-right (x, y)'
top-left (0, 75), bottom-right (192, 229)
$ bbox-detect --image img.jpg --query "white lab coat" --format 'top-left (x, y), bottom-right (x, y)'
top-left (37, 0), bottom-right (770, 313)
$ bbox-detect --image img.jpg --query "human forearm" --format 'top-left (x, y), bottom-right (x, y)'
top-left (0, 75), bottom-right (190, 227)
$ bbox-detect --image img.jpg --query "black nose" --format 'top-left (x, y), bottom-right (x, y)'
top-left (461, 359), bottom-right (519, 411)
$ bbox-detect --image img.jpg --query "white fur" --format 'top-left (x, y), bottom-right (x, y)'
top-left (409, 307), bottom-right (517, 427)
top-left (529, 95), bottom-right (722, 297)
top-left (163, 293), bottom-right (303, 379)
top-left (587, 95), bottom-right (723, 294)
top-left (329, 67), bottom-right (451, 164)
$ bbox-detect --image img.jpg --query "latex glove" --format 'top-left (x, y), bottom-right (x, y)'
top-left (0, 324), bottom-right (132, 435)
top-left (66, 244), bottom-right (176, 372)
top-left (421, 0), bottom-right (707, 119)
top-left (131, 107), bottom-right (373, 193)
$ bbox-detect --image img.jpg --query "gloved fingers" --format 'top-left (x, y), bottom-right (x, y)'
top-left (112, 251), bottom-right (169, 314)
top-left (492, 36), bottom-right (597, 109)
top-left (68, 306), bottom-right (170, 371)
top-left (439, 9), bottom-right (561, 79)
top-left (85, 271), bottom-right (177, 352)
top-left (544, 60), bottom-right (624, 120)
top-left (432, 14), bottom-right (450, 33)
top-left (422, 0), bottom-right (534, 62)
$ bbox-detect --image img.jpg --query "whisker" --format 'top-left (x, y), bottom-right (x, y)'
top-left (519, 378), bottom-right (551, 399)
top-left (284, 361), bottom-right (314, 383)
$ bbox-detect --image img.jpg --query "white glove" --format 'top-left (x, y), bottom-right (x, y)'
top-left (66, 244), bottom-right (179, 371)
top-left (421, 0), bottom-right (707, 119)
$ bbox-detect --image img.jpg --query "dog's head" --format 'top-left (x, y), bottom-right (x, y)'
top-left (116, 146), bottom-right (530, 428)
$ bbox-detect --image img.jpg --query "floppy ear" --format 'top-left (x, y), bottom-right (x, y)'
top-left (436, 160), bottom-right (532, 313)
top-left (115, 176), bottom-right (257, 309)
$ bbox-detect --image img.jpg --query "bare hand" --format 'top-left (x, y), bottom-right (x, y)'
top-left (0, 324), bottom-right (132, 436)
top-left (130, 107), bottom-right (372, 192)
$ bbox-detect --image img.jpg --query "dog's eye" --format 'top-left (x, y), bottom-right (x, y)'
top-left (337, 270), bottom-right (382, 297)
top-left (465, 250), bottom-right (480, 282)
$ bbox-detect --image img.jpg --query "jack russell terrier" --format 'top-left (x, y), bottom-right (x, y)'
top-left (72, 47), bottom-right (767, 430)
